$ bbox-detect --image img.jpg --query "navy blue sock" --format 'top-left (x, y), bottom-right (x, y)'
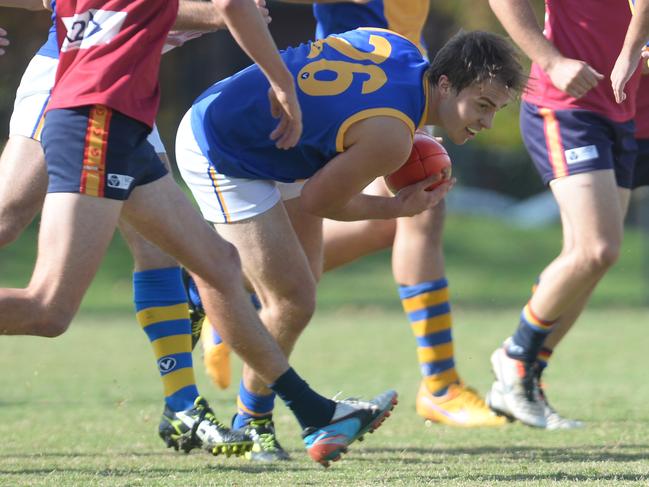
top-left (269, 368), bottom-right (336, 430)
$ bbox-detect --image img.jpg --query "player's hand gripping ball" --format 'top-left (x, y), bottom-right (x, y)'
top-left (384, 132), bottom-right (452, 193)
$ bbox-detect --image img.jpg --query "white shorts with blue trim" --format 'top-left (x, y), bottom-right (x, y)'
top-left (9, 54), bottom-right (166, 153)
top-left (175, 109), bottom-right (304, 224)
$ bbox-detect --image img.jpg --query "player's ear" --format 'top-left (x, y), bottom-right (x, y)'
top-left (436, 75), bottom-right (452, 98)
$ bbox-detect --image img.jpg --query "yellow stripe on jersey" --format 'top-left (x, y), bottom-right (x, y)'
top-left (418, 76), bottom-right (430, 129)
top-left (401, 288), bottom-right (450, 313)
top-left (137, 303), bottom-right (190, 329)
top-left (383, 0), bottom-right (430, 55)
top-left (335, 107), bottom-right (415, 152)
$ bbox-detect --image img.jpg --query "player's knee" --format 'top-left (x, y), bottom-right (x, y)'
top-left (201, 241), bottom-right (244, 288)
top-left (586, 241), bottom-right (620, 270)
top-left (372, 219), bottom-right (397, 250)
top-left (265, 282), bottom-right (316, 334)
top-left (572, 240), bottom-right (620, 274)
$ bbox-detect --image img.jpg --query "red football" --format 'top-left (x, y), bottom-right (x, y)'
top-left (384, 132), bottom-right (452, 193)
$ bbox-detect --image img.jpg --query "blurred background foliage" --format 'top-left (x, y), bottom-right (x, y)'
top-left (0, 1), bottom-right (544, 198)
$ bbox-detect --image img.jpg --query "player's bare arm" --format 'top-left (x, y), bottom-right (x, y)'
top-left (175, 0), bottom-right (270, 31)
top-left (301, 117), bottom-right (451, 221)
top-left (212, 0), bottom-right (301, 149)
top-left (489, 0), bottom-right (603, 98)
top-left (612, 0), bottom-right (649, 102)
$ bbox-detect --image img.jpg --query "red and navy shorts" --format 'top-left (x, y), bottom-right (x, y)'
top-left (632, 139), bottom-right (649, 189)
top-left (520, 101), bottom-right (637, 188)
top-left (42, 105), bottom-right (168, 200)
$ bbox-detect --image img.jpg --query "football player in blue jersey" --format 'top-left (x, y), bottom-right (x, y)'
top-left (197, 0), bottom-right (510, 435)
top-left (176, 28), bottom-right (524, 460)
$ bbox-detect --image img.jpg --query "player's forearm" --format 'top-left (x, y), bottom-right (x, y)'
top-left (213, 0), bottom-right (293, 91)
top-left (488, 0), bottom-right (563, 72)
top-left (621, 0), bottom-right (649, 58)
top-left (305, 193), bottom-right (400, 221)
top-left (0, 0), bottom-right (44, 10)
top-left (174, 0), bottom-right (225, 31)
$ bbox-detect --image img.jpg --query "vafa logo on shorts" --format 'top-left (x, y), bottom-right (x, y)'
top-left (564, 145), bottom-right (599, 165)
top-left (107, 173), bottom-right (134, 190)
top-left (60, 10), bottom-right (127, 53)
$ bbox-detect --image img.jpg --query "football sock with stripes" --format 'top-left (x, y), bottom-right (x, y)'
top-left (507, 301), bottom-right (557, 363)
top-left (399, 279), bottom-right (459, 396)
top-left (134, 267), bottom-right (199, 412)
top-left (232, 380), bottom-right (276, 429)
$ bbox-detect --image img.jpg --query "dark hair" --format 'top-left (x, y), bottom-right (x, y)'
top-left (426, 30), bottom-right (525, 95)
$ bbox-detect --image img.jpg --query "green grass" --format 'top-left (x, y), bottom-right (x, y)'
top-left (1, 216), bottom-right (649, 484)
top-left (1, 307), bottom-right (648, 486)
top-left (2, 214), bottom-right (649, 313)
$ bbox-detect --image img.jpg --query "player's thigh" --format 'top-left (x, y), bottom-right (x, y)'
top-left (122, 174), bottom-right (243, 290)
top-left (214, 201), bottom-right (316, 304)
top-left (550, 171), bottom-right (626, 249)
top-left (30, 193), bottom-right (122, 316)
top-left (282, 184), bottom-right (324, 282)
top-left (0, 135), bottom-right (48, 232)
top-left (175, 112), bottom-right (315, 297)
top-left (118, 151), bottom-right (177, 271)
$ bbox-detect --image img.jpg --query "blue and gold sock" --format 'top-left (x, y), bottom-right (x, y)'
top-left (232, 380), bottom-right (276, 430)
top-left (507, 301), bottom-right (556, 363)
top-left (134, 267), bottom-right (199, 412)
top-left (399, 279), bottom-right (459, 396)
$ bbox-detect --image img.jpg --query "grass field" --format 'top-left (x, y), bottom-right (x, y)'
top-left (1, 216), bottom-right (649, 485)
top-left (1, 308), bottom-right (649, 486)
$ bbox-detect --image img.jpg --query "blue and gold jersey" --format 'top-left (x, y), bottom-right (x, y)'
top-left (190, 28), bottom-right (429, 182)
top-left (313, 0), bottom-right (429, 55)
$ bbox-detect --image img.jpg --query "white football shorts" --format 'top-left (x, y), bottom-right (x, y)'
top-left (175, 109), bottom-right (304, 224)
top-left (9, 54), bottom-right (166, 153)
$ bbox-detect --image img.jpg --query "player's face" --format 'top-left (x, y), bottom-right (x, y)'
top-left (438, 78), bottom-right (512, 145)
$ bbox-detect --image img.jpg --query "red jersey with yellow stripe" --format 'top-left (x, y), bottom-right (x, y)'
top-left (48, 0), bottom-right (178, 128)
top-left (523, 0), bottom-right (640, 123)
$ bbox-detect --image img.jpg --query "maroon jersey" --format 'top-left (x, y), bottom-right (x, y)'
top-left (48, 0), bottom-right (178, 127)
top-left (523, 0), bottom-right (641, 123)
top-left (635, 76), bottom-right (649, 139)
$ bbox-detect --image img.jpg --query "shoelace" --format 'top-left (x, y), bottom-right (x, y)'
top-left (248, 420), bottom-right (280, 452)
top-left (191, 403), bottom-right (228, 440)
top-left (332, 393), bottom-right (376, 410)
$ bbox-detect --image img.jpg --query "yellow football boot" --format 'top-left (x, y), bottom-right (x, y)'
top-left (416, 381), bottom-right (507, 427)
top-left (201, 319), bottom-right (231, 390)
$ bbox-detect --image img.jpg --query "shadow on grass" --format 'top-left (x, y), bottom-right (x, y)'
top-left (356, 444), bottom-right (649, 463)
top-left (0, 463), bottom-right (310, 476)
